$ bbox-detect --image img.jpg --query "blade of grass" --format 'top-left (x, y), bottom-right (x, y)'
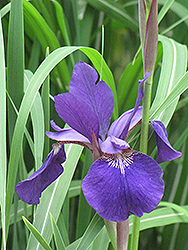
top-left (0, 14), bottom-right (6, 250)
top-left (23, 216), bottom-right (52, 250)
top-left (150, 35), bottom-right (187, 125)
top-left (23, 0), bottom-right (70, 90)
top-left (0, 3), bottom-right (11, 18)
top-left (50, 213), bottom-right (66, 250)
top-left (85, 0), bottom-right (138, 31)
top-left (24, 70), bottom-right (45, 170)
top-left (129, 205), bottom-right (188, 233)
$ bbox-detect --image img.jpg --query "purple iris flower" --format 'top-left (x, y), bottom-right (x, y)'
top-left (16, 62), bottom-right (181, 222)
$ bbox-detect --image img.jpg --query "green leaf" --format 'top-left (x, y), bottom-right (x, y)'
top-left (129, 205), bottom-right (188, 233)
top-left (91, 226), bottom-right (110, 250)
top-left (85, 0), bottom-right (138, 31)
top-left (23, 0), bottom-right (70, 89)
top-left (24, 70), bottom-right (45, 170)
top-left (23, 216), bottom-right (52, 250)
top-left (0, 14), bottom-right (7, 250)
top-left (66, 214), bottom-right (104, 250)
top-left (150, 35), bottom-right (187, 125)
top-left (50, 213), bottom-right (66, 250)
top-left (68, 180), bottom-right (81, 198)
top-left (158, 0), bottom-right (175, 24)
top-left (0, 3), bottom-right (11, 18)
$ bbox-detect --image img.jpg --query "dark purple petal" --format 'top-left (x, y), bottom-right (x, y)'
top-left (108, 106), bottom-right (143, 139)
top-left (69, 62), bottom-right (114, 140)
top-left (15, 144), bottom-right (66, 204)
top-left (118, 73), bottom-right (150, 140)
top-left (82, 151), bottom-right (164, 222)
top-left (150, 120), bottom-right (182, 163)
top-left (54, 93), bottom-right (99, 142)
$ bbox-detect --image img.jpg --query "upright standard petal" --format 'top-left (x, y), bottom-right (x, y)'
top-left (15, 144), bottom-right (66, 204)
top-left (119, 73), bottom-right (150, 140)
top-left (68, 62), bottom-right (114, 140)
top-left (108, 107), bottom-right (142, 139)
top-left (82, 150), bottom-right (164, 222)
top-left (54, 93), bottom-right (99, 142)
top-left (150, 120), bottom-right (182, 163)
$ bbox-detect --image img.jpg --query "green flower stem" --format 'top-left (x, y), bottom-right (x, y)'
top-left (131, 77), bottom-right (153, 250)
top-left (140, 79), bottom-right (152, 154)
top-left (104, 220), bottom-right (117, 250)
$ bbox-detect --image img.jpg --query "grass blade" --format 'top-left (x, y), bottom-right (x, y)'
top-left (0, 13), bottom-right (7, 250)
top-left (23, 216), bottom-right (52, 250)
top-left (50, 213), bottom-right (66, 250)
top-left (150, 35), bottom-right (187, 125)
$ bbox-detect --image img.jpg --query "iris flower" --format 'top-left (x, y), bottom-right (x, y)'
top-left (16, 62), bottom-right (181, 222)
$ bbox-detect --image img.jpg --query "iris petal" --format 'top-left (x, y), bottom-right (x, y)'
top-left (15, 144), bottom-right (66, 204)
top-left (54, 93), bottom-right (99, 142)
top-left (150, 120), bottom-right (182, 163)
top-left (100, 136), bottom-right (129, 154)
top-left (108, 106), bottom-right (142, 139)
top-left (69, 62), bottom-right (114, 140)
top-left (119, 73), bottom-right (150, 140)
top-left (46, 127), bottom-right (91, 144)
top-left (82, 151), bottom-right (164, 222)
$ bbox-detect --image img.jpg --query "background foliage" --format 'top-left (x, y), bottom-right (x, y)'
top-left (1, 0), bottom-right (188, 249)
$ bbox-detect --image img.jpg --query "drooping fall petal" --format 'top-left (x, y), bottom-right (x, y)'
top-left (82, 150), bottom-right (164, 222)
top-left (150, 120), bottom-right (182, 163)
top-left (15, 144), bottom-right (66, 204)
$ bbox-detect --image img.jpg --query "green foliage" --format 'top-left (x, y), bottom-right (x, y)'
top-left (1, 0), bottom-right (188, 249)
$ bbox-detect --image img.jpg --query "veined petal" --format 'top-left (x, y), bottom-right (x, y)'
top-left (15, 144), bottom-right (66, 204)
top-left (108, 107), bottom-right (142, 139)
top-left (69, 62), bottom-right (114, 140)
top-left (46, 127), bottom-right (90, 144)
top-left (82, 150), bottom-right (164, 222)
top-left (150, 120), bottom-right (182, 163)
top-left (46, 128), bottom-right (93, 152)
top-left (54, 93), bottom-right (99, 142)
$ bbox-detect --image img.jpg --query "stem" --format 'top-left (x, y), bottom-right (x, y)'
top-left (117, 220), bottom-right (129, 250)
top-left (131, 78), bottom-right (153, 250)
top-left (140, 80), bottom-right (152, 154)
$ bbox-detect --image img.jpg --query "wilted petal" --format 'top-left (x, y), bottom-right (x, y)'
top-left (15, 144), bottom-right (66, 204)
top-left (82, 151), bottom-right (164, 222)
top-left (54, 93), bottom-right (99, 142)
top-left (150, 120), bottom-right (182, 163)
top-left (69, 62), bottom-right (114, 140)
top-left (108, 107), bottom-right (142, 139)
